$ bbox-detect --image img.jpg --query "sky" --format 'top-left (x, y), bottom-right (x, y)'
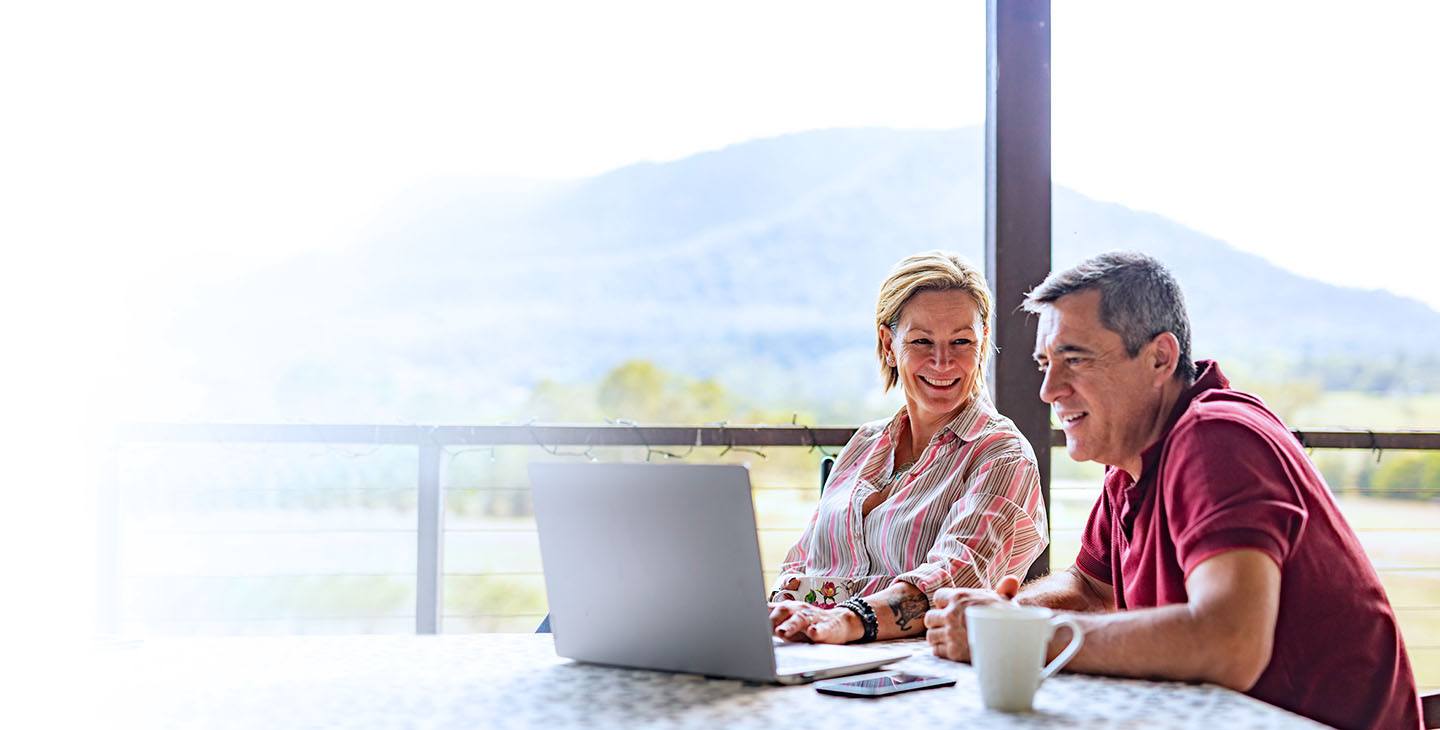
top-left (7, 0), bottom-right (1438, 313)
top-left (8, 0), bottom-right (1438, 461)
top-left (2, 0), bottom-right (1437, 643)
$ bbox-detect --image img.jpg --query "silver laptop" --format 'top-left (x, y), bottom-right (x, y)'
top-left (529, 462), bottom-right (910, 684)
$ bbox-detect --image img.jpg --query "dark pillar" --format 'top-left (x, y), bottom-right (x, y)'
top-left (985, 0), bottom-right (1052, 579)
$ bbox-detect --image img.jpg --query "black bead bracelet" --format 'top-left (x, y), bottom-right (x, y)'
top-left (839, 597), bottom-right (879, 643)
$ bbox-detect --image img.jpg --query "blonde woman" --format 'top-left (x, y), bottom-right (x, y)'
top-left (768, 251), bottom-right (1048, 644)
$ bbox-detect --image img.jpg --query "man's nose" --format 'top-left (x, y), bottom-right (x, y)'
top-left (1039, 365), bottom-right (1065, 404)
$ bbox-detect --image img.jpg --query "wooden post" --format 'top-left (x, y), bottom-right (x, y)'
top-left (985, 0), bottom-right (1053, 579)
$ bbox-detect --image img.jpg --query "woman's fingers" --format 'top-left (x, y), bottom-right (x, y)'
top-left (804, 618), bottom-right (835, 642)
top-left (767, 603), bottom-right (792, 627)
top-left (804, 611), bottom-right (853, 644)
top-left (770, 602), bottom-right (821, 642)
top-left (777, 616), bottom-right (814, 642)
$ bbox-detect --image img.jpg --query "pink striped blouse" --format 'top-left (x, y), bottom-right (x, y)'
top-left (773, 396), bottom-right (1048, 605)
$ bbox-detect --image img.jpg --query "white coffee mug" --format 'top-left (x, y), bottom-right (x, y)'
top-left (965, 604), bottom-right (1084, 712)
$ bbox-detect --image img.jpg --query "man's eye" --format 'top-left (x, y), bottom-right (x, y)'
top-left (1064, 357), bottom-right (1085, 366)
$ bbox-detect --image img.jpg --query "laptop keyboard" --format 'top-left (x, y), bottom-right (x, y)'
top-left (774, 654), bottom-right (833, 674)
top-left (773, 643), bottom-right (879, 674)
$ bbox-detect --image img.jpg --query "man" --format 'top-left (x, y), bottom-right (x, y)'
top-left (924, 252), bottom-right (1421, 729)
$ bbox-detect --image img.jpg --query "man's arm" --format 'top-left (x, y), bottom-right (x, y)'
top-left (1047, 549), bottom-right (1280, 690)
top-left (1015, 565), bottom-right (1115, 613)
top-left (928, 550), bottom-right (1279, 691)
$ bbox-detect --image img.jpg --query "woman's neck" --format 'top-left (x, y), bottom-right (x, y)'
top-left (903, 397), bottom-right (972, 460)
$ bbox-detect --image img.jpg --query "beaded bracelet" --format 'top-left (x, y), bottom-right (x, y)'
top-left (839, 597), bottom-right (879, 643)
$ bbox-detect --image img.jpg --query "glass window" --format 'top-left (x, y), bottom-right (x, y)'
top-left (81, 1), bottom-right (988, 636)
top-left (1053, 1), bottom-right (1440, 691)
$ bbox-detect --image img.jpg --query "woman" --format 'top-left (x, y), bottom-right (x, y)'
top-left (769, 251), bottom-right (1047, 644)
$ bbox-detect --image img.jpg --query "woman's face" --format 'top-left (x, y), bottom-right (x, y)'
top-left (881, 289), bottom-right (986, 427)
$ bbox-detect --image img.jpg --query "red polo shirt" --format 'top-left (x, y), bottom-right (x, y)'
top-left (1076, 361), bottom-right (1421, 730)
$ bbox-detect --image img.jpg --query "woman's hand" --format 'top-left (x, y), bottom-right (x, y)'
top-left (767, 600), bottom-right (862, 644)
top-left (768, 577), bottom-right (802, 602)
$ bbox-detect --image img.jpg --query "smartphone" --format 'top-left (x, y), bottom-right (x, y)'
top-left (813, 670), bottom-right (957, 697)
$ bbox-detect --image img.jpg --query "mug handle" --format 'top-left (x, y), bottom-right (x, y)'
top-left (1039, 615), bottom-right (1084, 682)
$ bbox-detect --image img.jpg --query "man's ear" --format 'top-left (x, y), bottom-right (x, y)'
top-left (1148, 332), bottom-right (1181, 385)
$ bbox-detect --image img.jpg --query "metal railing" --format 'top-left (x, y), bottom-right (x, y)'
top-left (104, 422), bottom-right (1440, 636)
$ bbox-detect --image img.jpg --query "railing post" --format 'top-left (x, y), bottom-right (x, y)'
top-left (97, 435), bottom-right (121, 636)
top-left (416, 443), bottom-right (444, 634)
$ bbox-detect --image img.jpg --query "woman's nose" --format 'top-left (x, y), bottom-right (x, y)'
top-left (934, 345), bottom-right (955, 368)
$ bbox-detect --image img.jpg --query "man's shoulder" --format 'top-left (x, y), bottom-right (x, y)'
top-left (1173, 388), bottom-right (1292, 445)
top-left (1160, 388), bottom-right (1309, 493)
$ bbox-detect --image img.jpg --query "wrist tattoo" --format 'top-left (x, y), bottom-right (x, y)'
top-left (887, 593), bottom-right (929, 632)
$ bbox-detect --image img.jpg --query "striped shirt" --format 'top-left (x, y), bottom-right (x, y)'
top-left (774, 396), bottom-right (1048, 604)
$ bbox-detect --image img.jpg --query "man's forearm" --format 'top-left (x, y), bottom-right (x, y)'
top-left (1016, 566), bottom-right (1112, 613)
top-left (1049, 551), bottom-right (1279, 691)
top-left (1050, 603), bottom-right (1257, 689)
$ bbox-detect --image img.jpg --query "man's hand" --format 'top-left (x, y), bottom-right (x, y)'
top-left (768, 600), bottom-right (862, 644)
top-left (923, 575), bottom-right (1021, 661)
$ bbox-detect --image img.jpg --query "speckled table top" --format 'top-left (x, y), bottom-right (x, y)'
top-left (89, 634), bottom-right (1327, 729)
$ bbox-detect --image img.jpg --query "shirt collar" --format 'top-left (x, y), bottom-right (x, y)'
top-left (882, 394), bottom-right (995, 448)
top-left (1136, 359), bottom-right (1229, 479)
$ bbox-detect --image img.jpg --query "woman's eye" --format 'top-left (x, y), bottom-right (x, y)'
top-left (953, 339), bottom-right (973, 346)
top-left (910, 339), bottom-right (931, 346)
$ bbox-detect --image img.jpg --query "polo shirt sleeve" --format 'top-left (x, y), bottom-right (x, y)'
top-left (1075, 484), bottom-right (1114, 584)
top-left (1160, 418), bottom-right (1308, 576)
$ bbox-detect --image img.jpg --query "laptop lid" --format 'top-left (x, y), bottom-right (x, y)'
top-left (529, 463), bottom-right (781, 682)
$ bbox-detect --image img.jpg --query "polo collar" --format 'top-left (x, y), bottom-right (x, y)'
top-left (1136, 359), bottom-right (1230, 480)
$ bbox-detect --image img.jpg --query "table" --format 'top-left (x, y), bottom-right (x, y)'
top-left (89, 634), bottom-right (1326, 729)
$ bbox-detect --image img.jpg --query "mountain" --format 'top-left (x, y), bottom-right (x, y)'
top-left (164, 128), bottom-right (1440, 421)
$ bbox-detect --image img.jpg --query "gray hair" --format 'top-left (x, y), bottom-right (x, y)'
top-left (1021, 251), bottom-right (1196, 382)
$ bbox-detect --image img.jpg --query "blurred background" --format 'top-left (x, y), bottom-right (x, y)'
top-left (4, 0), bottom-right (1437, 691)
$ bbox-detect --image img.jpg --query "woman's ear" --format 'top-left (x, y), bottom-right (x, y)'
top-left (878, 325), bottom-right (896, 366)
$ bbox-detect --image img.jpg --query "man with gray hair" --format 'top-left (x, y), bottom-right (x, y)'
top-left (922, 252), bottom-right (1421, 729)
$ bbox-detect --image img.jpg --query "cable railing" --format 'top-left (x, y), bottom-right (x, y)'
top-left (105, 422), bottom-right (1440, 689)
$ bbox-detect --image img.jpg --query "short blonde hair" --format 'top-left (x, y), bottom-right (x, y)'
top-left (875, 251), bottom-right (994, 395)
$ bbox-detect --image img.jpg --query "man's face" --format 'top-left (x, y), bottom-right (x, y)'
top-left (1033, 289), bottom-right (1167, 471)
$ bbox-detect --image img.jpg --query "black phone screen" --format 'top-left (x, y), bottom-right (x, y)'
top-left (816, 671), bottom-right (956, 696)
top-left (842, 672), bottom-right (934, 689)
